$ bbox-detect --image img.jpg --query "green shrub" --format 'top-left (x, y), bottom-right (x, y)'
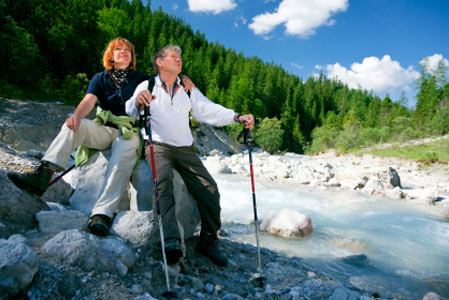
top-left (255, 117), bottom-right (284, 154)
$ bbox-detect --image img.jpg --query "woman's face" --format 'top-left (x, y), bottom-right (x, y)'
top-left (112, 42), bottom-right (132, 69)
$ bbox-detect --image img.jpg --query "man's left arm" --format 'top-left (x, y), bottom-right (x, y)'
top-left (190, 89), bottom-right (254, 129)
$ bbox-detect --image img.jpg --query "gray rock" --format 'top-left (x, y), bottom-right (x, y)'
top-left (36, 210), bottom-right (88, 234)
top-left (423, 292), bottom-right (441, 300)
top-left (68, 151), bottom-right (111, 215)
top-left (222, 293), bottom-right (245, 300)
top-left (190, 276), bottom-right (204, 290)
top-left (41, 174), bottom-right (73, 205)
top-left (377, 167), bottom-right (402, 189)
top-left (41, 229), bottom-right (134, 274)
top-left (362, 179), bottom-right (385, 195)
top-left (0, 167), bottom-right (48, 238)
top-left (68, 150), bottom-right (200, 240)
top-left (0, 238), bottom-right (38, 298)
top-left (260, 208), bottom-right (313, 238)
top-left (111, 211), bottom-right (155, 247)
top-left (100, 237), bottom-right (137, 268)
top-left (133, 293), bottom-right (158, 300)
top-left (204, 282), bottom-right (215, 294)
top-left (329, 286), bottom-right (359, 300)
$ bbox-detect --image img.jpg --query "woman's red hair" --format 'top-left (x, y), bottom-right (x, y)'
top-left (103, 37), bottom-right (136, 71)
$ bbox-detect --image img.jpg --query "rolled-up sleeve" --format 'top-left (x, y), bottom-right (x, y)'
top-left (125, 80), bottom-right (149, 119)
top-left (190, 88), bottom-right (236, 127)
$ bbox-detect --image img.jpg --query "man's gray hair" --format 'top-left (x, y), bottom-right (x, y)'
top-left (152, 45), bottom-right (182, 74)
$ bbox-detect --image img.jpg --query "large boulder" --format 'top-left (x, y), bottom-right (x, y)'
top-left (41, 229), bottom-right (136, 275)
top-left (67, 151), bottom-right (200, 239)
top-left (0, 144), bottom-right (49, 238)
top-left (260, 208), bottom-right (313, 238)
top-left (0, 236), bottom-right (38, 298)
top-left (36, 210), bottom-right (89, 234)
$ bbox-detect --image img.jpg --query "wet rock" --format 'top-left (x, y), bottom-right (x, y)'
top-left (260, 208), bottom-right (313, 238)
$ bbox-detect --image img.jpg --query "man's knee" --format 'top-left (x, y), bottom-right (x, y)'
top-left (208, 184), bottom-right (220, 201)
top-left (196, 183), bottom-right (220, 204)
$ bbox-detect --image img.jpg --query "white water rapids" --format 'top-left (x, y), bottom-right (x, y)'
top-left (215, 173), bottom-right (449, 299)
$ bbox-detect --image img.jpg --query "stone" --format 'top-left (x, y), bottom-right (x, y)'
top-left (362, 179), bottom-right (385, 195)
top-left (0, 238), bottom-right (38, 298)
top-left (36, 210), bottom-right (88, 234)
top-left (328, 286), bottom-right (358, 300)
top-left (260, 208), bottom-right (313, 238)
top-left (0, 162), bottom-right (48, 238)
top-left (41, 229), bottom-right (135, 274)
top-left (111, 211), bottom-right (155, 247)
top-left (67, 150), bottom-right (200, 240)
top-left (377, 167), bottom-right (402, 189)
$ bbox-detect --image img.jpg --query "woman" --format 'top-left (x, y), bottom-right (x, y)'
top-left (8, 37), bottom-right (194, 236)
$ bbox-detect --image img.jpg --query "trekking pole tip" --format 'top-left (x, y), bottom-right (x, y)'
top-left (249, 273), bottom-right (265, 288)
top-left (162, 290), bottom-right (178, 299)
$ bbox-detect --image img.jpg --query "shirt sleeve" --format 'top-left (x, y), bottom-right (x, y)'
top-left (86, 73), bottom-right (103, 98)
top-left (125, 80), bottom-right (149, 119)
top-left (190, 88), bottom-right (236, 127)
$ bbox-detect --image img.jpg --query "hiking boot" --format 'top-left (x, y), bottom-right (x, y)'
top-left (7, 162), bottom-right (54, 196)
top-left (88, 214), bottom-right (111, 237)
top-left (195, 232), bottom-right (228, 266)
top-left (164, 238), bottom-right (183, 265)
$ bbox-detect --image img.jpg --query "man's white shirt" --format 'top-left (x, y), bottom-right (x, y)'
top-left (126, 75), bottom-right (236, 147)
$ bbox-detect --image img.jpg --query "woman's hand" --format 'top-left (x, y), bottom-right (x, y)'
top-left (181, 75), bottom-right (195, 93)
top-left (66, 115), bottom-right (81, 132)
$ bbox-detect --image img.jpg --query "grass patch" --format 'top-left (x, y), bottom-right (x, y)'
top-left (355, 138), bottom-right (449, 164)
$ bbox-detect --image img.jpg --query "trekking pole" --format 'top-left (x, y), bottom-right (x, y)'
top-left (143, 106), bottom-right (177, 299)
top-left (239, 128), bottom-right (265, 287)
top-left (47, 155), bottom-right (75, 187)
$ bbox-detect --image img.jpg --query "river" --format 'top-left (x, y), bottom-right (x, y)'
top-left (215, 173), bottom-right (449, 299)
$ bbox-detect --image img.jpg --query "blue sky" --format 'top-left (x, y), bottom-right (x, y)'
top-left (149, 0), bottom-right (449, 107)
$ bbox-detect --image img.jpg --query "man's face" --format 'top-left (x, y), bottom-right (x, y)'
top-left (158, 49), bottom-right (182, 75)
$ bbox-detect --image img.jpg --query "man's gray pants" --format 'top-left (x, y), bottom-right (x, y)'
top-left (146, 142), bottom-right (221, 242)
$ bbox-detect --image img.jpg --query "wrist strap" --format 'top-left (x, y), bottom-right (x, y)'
top-left (234, 113), bottom-right (242, 123)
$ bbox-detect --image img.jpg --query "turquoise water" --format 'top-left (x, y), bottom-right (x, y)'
top-left (216, 174), bottom-right (449, 299)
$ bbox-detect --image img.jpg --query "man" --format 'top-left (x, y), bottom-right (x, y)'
top-left (126, 45), bottom-right (254, 266)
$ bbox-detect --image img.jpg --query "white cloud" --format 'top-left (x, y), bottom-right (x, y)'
top-left (234, 15), bottom-right (247, 28)
top-left (419, 53), bottom-right (449, 73)
top-left (325, 55), bottom-right (420, 93)
top-left (172, 3), bottom-right (178, 10)
top-left (249, 0), bottom-right (348, 38)
top-left (187, 0), bottom-right (237, 14)
top-left (291, 63), bottom-right (304, 69)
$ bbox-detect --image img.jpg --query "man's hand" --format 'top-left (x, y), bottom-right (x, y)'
top-left (135, 90), bottom-right (156, 109)
top-left (181, 75), bottom-right (195, 93)
top-left (66, 115), bottom-right (81, 132)
top-left (237, 114), bottom-right (255, 130)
